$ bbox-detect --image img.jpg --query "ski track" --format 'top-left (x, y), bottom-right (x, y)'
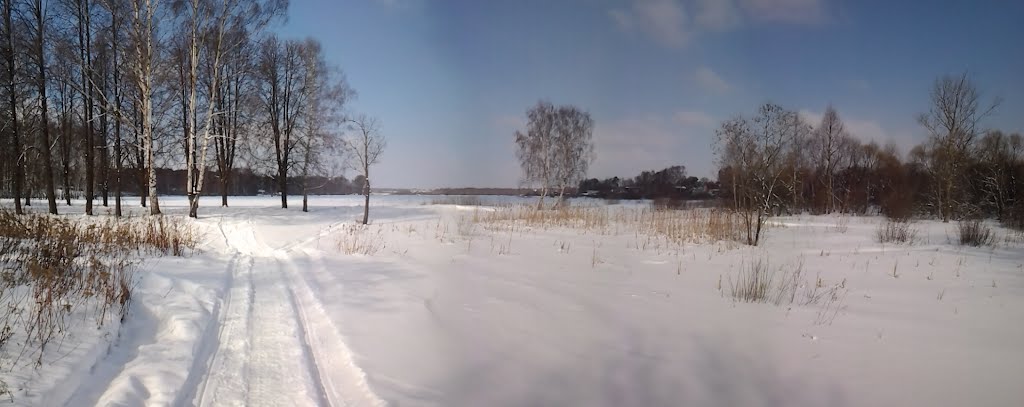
top-left (193, 212), bottom-right (383, 407)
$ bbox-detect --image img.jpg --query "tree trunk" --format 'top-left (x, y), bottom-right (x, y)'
top-left (361, 176), bottom-right (370, 225)
top-left (34, 1), bottom-right (57, 215)
top-left (147, 137), bottom-right (159, 215)
top-left (79, 0), bottom-right (95, 216)
top-left (221, 177), bottom-right (229, 207)
top-left (112, 46), bottom-right (122, 216)
top-left (60, 114), bottom-right (72, 205)
top-left (188, 195), bottom-right (199, 218)
top-left (3, 0), bottom-right (22, 215)
top-left (114, 119), bottom-right (122, 217)
top-left (279, 168), bottom-right (288, 208)
top-left (302, 183), bottom-right (308, 213)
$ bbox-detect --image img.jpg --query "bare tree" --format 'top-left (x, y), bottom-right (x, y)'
top-left (297, 39), bottom-right (350, 213)
top-left (975, 131), bottom-right (1023, 219)
top-left (917, 72), bottom-right (999, 221)
top-left (551, 105), bottom-right (594, 206)
top-left (716, 103), bottom-right (806, 245)
top-left (810, 105), bottom-right (853, 213)
top-left (121, 0), bottom-right (164, 214)
top-left (257, 35), bottom-right (310, 209)
top-left (514, 101), bottom-right (557, 209)
top-left (104, 0), bottom-right (125, 216)
top-left (343, 114), bottom-right (385, 225)
top-left (1, 0), bottom-right (22, 214)
top-left (171, 0), bottom-right (282, 217)
top-left (68, 0), bottom-right (98, 215)
top-left (28, 0), bottom-right (58, 214)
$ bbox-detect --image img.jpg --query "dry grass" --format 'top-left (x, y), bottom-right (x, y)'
top-left (829, 215), bottom-right (850, 233)
top-left (729, 259), bottom-right (778, 304)
top-left (877, 218), bottom-right (917, 244)
top-left (336, 224), bottom-right (386, 255)
top-left (957, 219), bottom-right (993, 247)
top-left (472, 204), bottom-right (746, 248)
top-left (728, 256), bottom-right (847, 325)
top-left (0, 209), bottom-right (197, 396)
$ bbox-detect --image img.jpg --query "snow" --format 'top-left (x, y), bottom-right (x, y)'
top-left (3, 196), bottom-right (1023, 406)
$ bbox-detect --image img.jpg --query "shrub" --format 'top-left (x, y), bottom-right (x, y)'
top-left (957, 219), bottom-right (993, 247)
top-left (876, 218), bottom-right (917, 244)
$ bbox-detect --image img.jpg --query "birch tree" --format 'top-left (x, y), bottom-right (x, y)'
top-left (917, 72), bottom-right (999, 221)
top-left (343, 114), bottom-right (385, 225)
top-left (811, 105), bottom-right (852, 213)
top-left (551, 105), bottom-right (594, 205)
top-left (297, 39), bottom-right (350, 213)
top-left (514, 101), bottom-right (556, 209)
top-left (127, 0), bottom-right (162, 215)
top-left (176, 0), bottom-right (285, 217)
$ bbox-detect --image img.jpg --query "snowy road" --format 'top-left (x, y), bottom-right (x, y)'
top-left (192, 212), bottom-right (383, 407)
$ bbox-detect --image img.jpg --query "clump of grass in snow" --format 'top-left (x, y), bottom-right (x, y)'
top-left (876, 218), bottom-right (917, 244)
top-left (729, 258), bottom-right (777, 303)
top-left (829, 214), bottom-right (850, 233)
top-left (336, 224), bottom-right (385, 255)
top-left (728, 256), bottom-right (847, 325)
top-left (729, 257), bottom-right (804, 305)
top-left (957, 219), bottom-right (993, 247)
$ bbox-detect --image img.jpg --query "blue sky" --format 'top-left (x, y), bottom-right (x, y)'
top-left (279, 0), bottom-right (1024, 189)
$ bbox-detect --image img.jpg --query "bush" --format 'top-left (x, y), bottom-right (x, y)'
top-left (957, 219), bottom-right (993, 247)
top-left (876, 218), bottom-right (917, 244)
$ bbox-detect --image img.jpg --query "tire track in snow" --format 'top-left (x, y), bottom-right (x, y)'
top-left (191, 255), bottom-right (254, 407)
top-left (195, 214), bottom-right (325, 406)
top-left (278, 249), bottom-right (386, 407)
top-left (193, 213), bottom-right (382, 406)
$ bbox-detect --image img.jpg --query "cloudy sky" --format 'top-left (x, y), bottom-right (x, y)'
top-left (280, 0), bottom-right (1024, 189)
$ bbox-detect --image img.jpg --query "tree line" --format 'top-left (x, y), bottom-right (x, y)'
top-left (578, 166), bottom-right (720, 202)
top-left (0, 0), bottom-right (386, 220)
top-left (715, 73), bottom-right (1020, 245)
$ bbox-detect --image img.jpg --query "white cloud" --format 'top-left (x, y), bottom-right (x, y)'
top-left (695, 66), bottom-right (733, 94)
top-left (610, 0), bottom-right (692, 47)
top-left (694, 0), bottom-right (741, 31)
top-left (610, 0), bottom-right (829, 46)
top-left (739, 0), bottom-right (827, 25)
top-left (608, 9), bottom-right (634, 31)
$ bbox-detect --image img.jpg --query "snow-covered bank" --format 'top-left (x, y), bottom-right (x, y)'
top-left (3, 196), bottom-right (1023, 406)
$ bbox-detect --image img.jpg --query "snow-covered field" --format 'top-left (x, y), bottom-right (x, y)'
top-left (4, 195), bottom-right (1024, 406)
